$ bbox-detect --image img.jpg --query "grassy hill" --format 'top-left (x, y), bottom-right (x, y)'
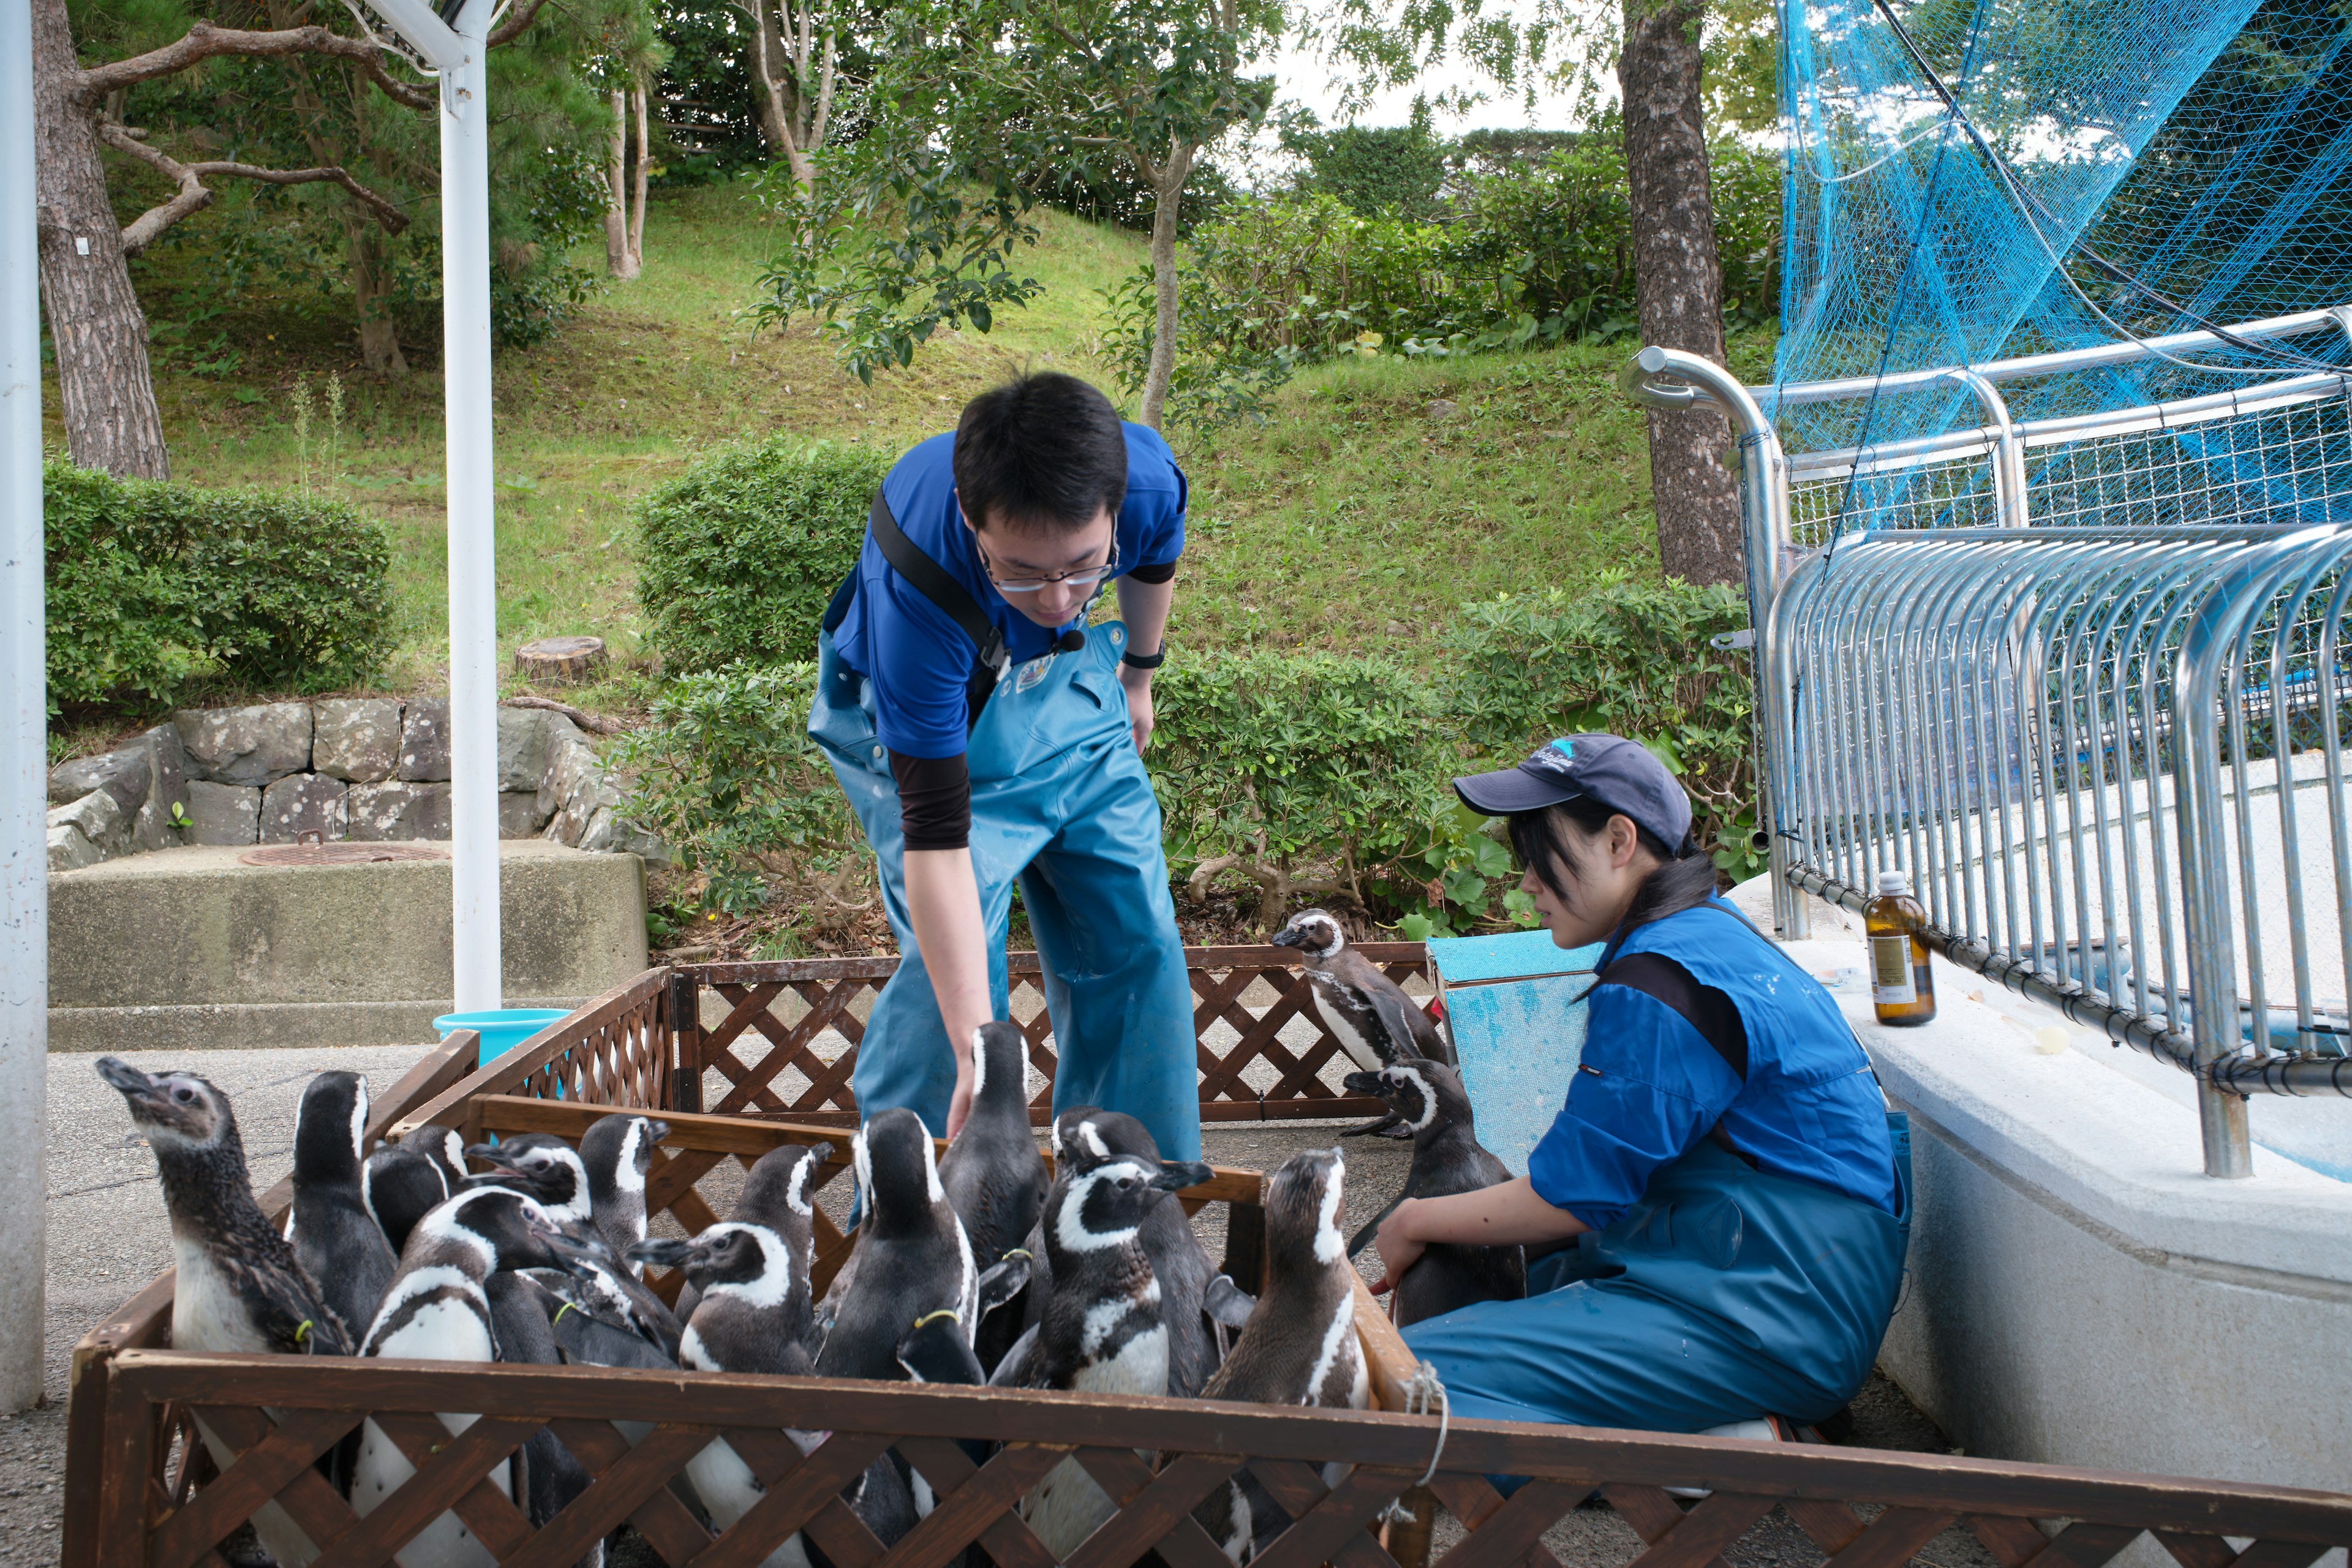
top-left (71, 173), bottom-right (1769, 726)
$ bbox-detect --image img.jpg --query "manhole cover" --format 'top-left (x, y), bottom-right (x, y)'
top-left (240, 842), bottom-right (450, 867)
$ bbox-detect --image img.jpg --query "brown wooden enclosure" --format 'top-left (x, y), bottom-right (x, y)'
top-left (64, 966), bottom-right (2352, 1568)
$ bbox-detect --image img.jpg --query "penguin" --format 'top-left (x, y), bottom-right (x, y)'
top-left (1342, 1060), bottom-right (1526, 1326)
top-left (895, 1308), bottom-right (987, 1387)
top-left (815, 1109), bottom-right (977, 1383)
top-left (1006, 1153), bottom-right (1212, 1560)
top-left (363, 1143), bottom-right (454, 1257)
top-left (937, 1022), bottom-right (1049, 1370)
top-left (353, 1186), bottom-right (573, 1568)
top-left (481, 1270), bottom-right (603, 1563)
top-left (1193, 1148), bottom-right (1369, 1561)
top-left (413, 1123), bottom-right (470, 1190)
top-left (538, 1227), bottom-right (687, 1363)
top-left (462, 1134), bottom-right (593, 1227)
top-left (579, 1114), bottom-right (668, 1275)
top-left (676, 1140), bottom-right (832, 1325)
top-left (1025, 1108), bottom-right (1229, 1397)
top-left (629, 1223), bottom-right (822, 1568)
top-left (1272, 908), bottom-right (1447, 1137)
top-left (288, 1070), bottom-right (398, 1351)
top-left (96, 1057), bottom-right (352, 1568)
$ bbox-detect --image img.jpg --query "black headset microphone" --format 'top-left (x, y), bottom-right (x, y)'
top-left (1054, 628), bottom-right (1087, 653)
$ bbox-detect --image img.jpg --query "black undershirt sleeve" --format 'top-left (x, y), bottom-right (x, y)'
top-left (1597, 951), bottom-right (1749, 1079)
top-left (890, 750), bottom-right (972, 851)
top-left (1126, 559), bottom-right (1177, 585)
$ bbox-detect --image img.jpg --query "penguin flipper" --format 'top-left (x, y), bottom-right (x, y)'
top-left (1202, 1275), bottom-right (1257, 1329)
top-left (252, 1257), bottom-right (353, 1356)
top-left (975, 1253), bottom-right (1033, 1318)
top-left (549, 1298), bottom-right (678, 1370)
top-left (986, 1323), bottom-right (1040, 1389)
top-left (1363, 986), bottom-right (1428, 1068)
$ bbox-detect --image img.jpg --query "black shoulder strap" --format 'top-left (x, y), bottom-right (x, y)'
top-left (864, 488), bottom-right (1009, 731)
top-left (1596, 945), bottom-right (1757, 1167)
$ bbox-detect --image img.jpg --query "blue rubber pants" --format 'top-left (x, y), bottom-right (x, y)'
top-left (1404, 1124), bottom-right (1912, 1432)
top-left (809, 620), bottom-right (1202, 1163)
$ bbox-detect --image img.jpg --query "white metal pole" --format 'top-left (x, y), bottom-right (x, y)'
top-left (440, 12), bottom-right (502, 1012)
top-left (0, 0), bottom-right (51, 1412)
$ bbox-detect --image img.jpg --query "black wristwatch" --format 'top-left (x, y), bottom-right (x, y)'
top-left (1120, 647), bottom-right (1166, 670)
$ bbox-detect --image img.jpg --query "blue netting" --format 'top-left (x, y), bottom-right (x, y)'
top-left (1773, 0), bottom-right (2352, 458)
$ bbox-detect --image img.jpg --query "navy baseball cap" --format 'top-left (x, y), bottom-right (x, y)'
top-left (1452, 734), bottom-right (1693, 849)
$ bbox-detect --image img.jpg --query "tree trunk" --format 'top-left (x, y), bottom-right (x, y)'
top-left (1137, 143), bottom-right (1195, 432)
top-left (1619, 0), bottom-right (1743, 588)
top-left (746, 2), bottom-right (792, 153)
top-left (628, 83), bottom-right (650, 269)
top-left (346, 217), bottom-right (409, 374)
top-left (30, 0), bottom-right (170, 477)
top-left (605, 87), bottom-right (638, 279)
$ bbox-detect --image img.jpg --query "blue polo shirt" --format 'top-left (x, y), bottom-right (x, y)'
top-left (828, 425), bottom-right (1188, 760)
top-left (1527, 897), bottom-right (1899, 1231)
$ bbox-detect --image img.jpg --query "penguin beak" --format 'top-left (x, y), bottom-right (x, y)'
top-left (94, 1056), bottom-right (157, 1098)
top-left (537, 1228), bottom-right (612, 1277)
top-left (1152, 1160), bottom-right (1213, 1193)
top-left (464, 1141), bottom-right (518, 1172)
top-left (1268, 921), bottom-right (1306, 949)
top-left (644, 1119), bottom-right (671, 1145)
top-left (1340, 1069), bottom-right (1385, 1097)
top-left (627, 1237), bottom-right (697, 1272)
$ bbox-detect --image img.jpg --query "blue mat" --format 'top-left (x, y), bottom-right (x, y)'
top-left (1429, 932), bottom-right (1604, 1175)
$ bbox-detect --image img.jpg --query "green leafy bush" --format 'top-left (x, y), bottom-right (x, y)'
top-left (45, 462), bottom-right (393, 709)
top-left (636, 437), bottom-right (894, 674)
top-left (1104, 128), bottom-right (1784, 425)
top-left (611, 662), bottom-right (859, 915)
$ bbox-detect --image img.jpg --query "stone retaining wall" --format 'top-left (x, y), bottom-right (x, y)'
top-left (47, 699), bottom-right (663, 871)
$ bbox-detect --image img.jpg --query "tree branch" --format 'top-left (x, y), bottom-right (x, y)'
top-left (78, 20), bottom-right (432, 111)
top-left (100, 120), bottom-right (408, 255)
top-left (486, 0), bottom-right (551, 48)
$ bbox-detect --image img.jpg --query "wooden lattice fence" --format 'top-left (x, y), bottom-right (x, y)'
top-left (62, 960), bottom-right (2352, 1568)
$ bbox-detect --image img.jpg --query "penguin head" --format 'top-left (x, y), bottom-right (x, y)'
top-left (966, 1021), bottom-right (1029, 1108)
top-left (96, 1057), bottom-right (237, 1155)
top-left (418, 1186), bottom-right (565, 1275)
top-left (1340, 1061), bottom-right (1456, 1136)
top-left (1270, 909), bottom-right (1346, 962)
top-left (855, 1107), bottom-right (946, 1234)
top-left (1050, 1156), bottom-right (1210, 1254)
top-left (463, 1134), bottom-right (591, 1223)
top-left (737, 1140), bottom-right (834, 1229)
top-left (581, 1115), bottom-right (668, 1207)
top-left (631, 1222), bottom-right (790, 1303)
top-left (294, 1071), bottom-right (370, 1183)
top-left (1048, 1108), bottom-right (1159, 1174)
top-left (895, 1308), bottom-right (984, 1385)
top-left (1262, 1147), bottom-right (1348, 1276)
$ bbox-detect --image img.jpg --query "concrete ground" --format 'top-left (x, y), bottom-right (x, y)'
top-left (16, 1044), bottom-right (1966, 1568)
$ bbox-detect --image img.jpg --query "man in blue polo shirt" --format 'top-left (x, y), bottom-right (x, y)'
top-left (809, 372), bottom-right (1200, 1160)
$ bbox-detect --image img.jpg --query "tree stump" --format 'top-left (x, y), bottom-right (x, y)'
top-left (515, 636), bottom-right (608, 684)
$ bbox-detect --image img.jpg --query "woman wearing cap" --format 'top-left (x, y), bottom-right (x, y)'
top-left (1373, 733), bottom-right (1910, 1438)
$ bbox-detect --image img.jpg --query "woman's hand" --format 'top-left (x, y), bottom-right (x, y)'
top-left (1371, 1199), bottom-right (1427, 1295)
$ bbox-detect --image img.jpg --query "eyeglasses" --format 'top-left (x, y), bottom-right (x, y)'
top-left (971, 533), bottom-right (1121, 594)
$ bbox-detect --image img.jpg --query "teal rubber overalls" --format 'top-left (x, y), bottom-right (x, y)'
top-left (809, 497), bottom-right (1202, 1163)
top-left (1404, 900), bottom-right (1912, 1431)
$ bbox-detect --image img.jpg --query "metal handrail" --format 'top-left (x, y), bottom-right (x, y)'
top-left (1624, 315), bottom-right (2352, 1177)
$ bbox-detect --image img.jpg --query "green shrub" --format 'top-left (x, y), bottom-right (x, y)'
top-left (44, 461), bottom-right (394, 709)
top-left (1104, 129), bottom-right (1785, 425)
top-left (636, 437), bottom-right (894, 674)
top-left (611, 662), bottom-right (859, 914)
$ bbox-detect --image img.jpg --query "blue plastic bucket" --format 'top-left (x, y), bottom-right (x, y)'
top-left (433, 1008), bottom-right (570, 1068)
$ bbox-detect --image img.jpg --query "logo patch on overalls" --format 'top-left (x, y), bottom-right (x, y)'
top-left (1013, 653), bottom-right (1057, 694)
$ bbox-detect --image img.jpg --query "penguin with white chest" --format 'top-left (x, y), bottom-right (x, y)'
top-left (1005, 1151), bottom-right (1212, 1559)
top-left (1014, 1109), bottom-right (1237, 1398)
top-left (1194, 1148), bottom-right (1369, 1562)
top-left (288, 1069), bottom-right (398, 1351)
top-left (1343, 1059), bottom-right (1525, 1324)
top-left (579, 1114), bottom-right (668, 1274)
top-left (353, 1186), bottom-right (575, 1568)
top-left (816, 1109), bottom-right (977, 1382)
top-left (675, 1140), bottom-right (832, 1326)
top-left (96, 1057), bottom-right (352, 1568)
top-left (1272, 909), bottom-right (1447, 1137)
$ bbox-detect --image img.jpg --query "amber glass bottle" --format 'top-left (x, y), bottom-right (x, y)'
top-left (1865, 870), bottom-right (1937, 1027)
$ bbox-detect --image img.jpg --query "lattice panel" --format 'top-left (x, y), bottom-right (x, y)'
top-left (101, 1353), bottom-right (2352, 1568)
top-left (679, 945), bottom-right (1435, 1127)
